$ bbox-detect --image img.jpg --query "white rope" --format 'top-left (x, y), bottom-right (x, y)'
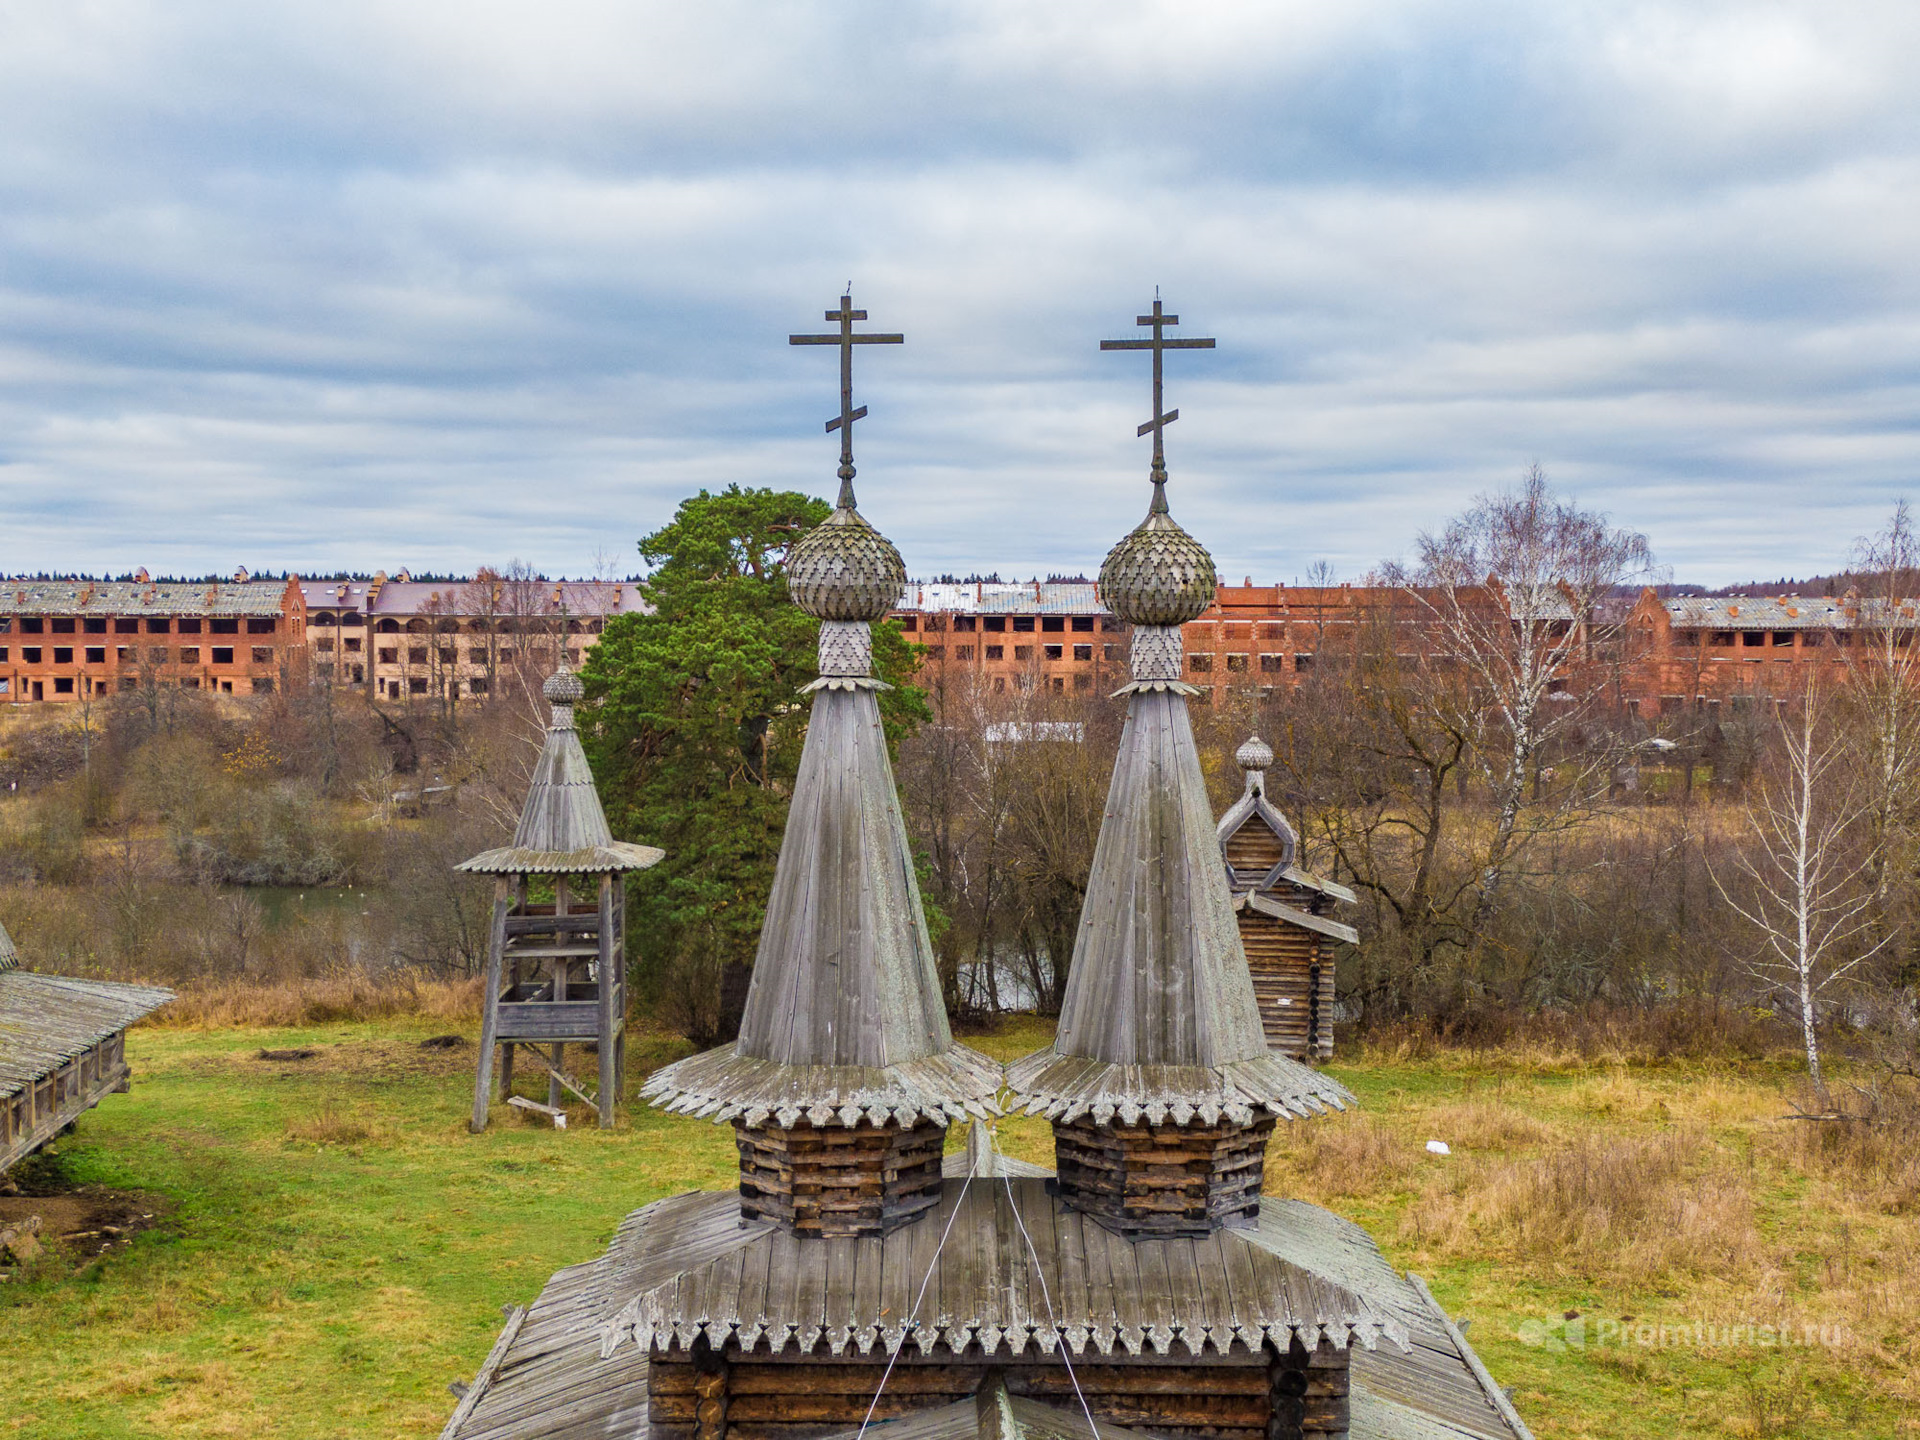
top-left (854, 1160), bottom-right (976, 1440)
top-left (993, 1126), bottom-right (1101, 1440)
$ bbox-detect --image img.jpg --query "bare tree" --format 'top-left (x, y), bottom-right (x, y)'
top-left (1393, 464), bottom-right (1653, 935)
top-left (1713, 677), bottom-right (1889, 1096)
top-left (1843, 500), bottom-right (1920, 904)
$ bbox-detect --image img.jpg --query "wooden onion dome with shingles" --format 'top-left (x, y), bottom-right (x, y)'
top-left (1, 918), bottom-right (173, 1175)
top-left (1218, 737), bottom-right (1359, 1063)
top-left (643, 294), bottom-right (1000, 1239)
top-left (459, 665), bottom-right (664, 1132)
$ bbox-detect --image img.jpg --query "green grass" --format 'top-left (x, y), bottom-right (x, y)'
top-left (1, 1019), bottom-right (1913, 1438)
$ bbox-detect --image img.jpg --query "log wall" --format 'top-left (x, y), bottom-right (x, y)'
top-left (1, 1030), bottom-right (130, 1174)
top-left (1052, 1115), bottom-right (1277, 1239)
top-left (649, 1335), bottom-right (1349, 1440)
top-left (1235, 912), bottom-right (1335, 1062)
top-left (734, 1118), bottom-right (947, 1237)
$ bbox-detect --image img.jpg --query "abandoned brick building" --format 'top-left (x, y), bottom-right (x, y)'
top-left (443, 297), bottom-right (1529, 1440)
top-left (1615, 588), bottom-right (1919, 719)
top-left (0, 573), bottom-right (305, 704)
top-left (302, 573), bottom-right (645, 703)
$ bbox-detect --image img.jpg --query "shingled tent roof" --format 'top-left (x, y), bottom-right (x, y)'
top-left (458, 668), bottom-right (664, 877)
top-left (642, 496), bottom-right (999, 1128)
top-left (0, 918), bottom-right (16, 972)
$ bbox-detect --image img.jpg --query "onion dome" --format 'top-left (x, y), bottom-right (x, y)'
top-left (1236, 734), bottom-right (1274, 775)
top-left (544, 667), bottom-right (585, 705)
top-left (787, 504), bottom-right (907, 623)
top-left (1097, 497), bottom-right (1217, 627)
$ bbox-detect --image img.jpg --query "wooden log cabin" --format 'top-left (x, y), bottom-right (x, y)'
top-left (441, 296), bottom-right (1531, 1440)
top-left (1216, 736), bottom-right (1357, 1062)
top-left (0, 919), bottom-right (173, 1174)
top-left (459, 666), bottom-right (664, 1131)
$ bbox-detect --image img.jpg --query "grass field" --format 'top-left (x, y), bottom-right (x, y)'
top-left (1, 1016), bottom-right (1915, 1439)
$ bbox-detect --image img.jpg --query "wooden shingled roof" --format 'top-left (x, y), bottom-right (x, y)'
top-left (1006, 692), bottom-right (1350, 1119)
top-left (599, 1177), bottom-right (1405, 1362)
top-left (441, 1142), bottom-right (1531, 1440)
top-left (0, 967), bottom-right (173, 1104)
top-left (458, 670), bottom-right (664, 877)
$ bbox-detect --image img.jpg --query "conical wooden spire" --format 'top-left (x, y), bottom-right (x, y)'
top-left (643, 497), bottom-right (998, 1136)
top-left (458, 667), bottom-right (664, 876)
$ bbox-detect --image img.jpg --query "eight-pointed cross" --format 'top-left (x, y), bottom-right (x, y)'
top-left (790, 293), bottom-right (903, 509)
top-left (1101, 298), bottom-right (1215, 506)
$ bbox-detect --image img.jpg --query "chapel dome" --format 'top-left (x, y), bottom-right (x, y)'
top-left (1097, 506), bottom-right (1217, 627)
top-left (787, 506), bottom-right (907, 623)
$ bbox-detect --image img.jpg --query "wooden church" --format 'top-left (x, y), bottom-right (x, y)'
top-left (1216, 737), bottom-right (1357, 1063)
top-left (441, 296), bottom-right (1532, 1440)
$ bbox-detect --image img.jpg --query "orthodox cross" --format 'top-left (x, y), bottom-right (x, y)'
top-left (790, 292), bottom-right (903, 509)
top-left (1101, 296), bottom-right (1214, 510)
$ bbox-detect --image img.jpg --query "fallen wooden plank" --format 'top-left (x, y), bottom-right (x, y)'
top-left (507, 1096), bottom-right (568, 1129)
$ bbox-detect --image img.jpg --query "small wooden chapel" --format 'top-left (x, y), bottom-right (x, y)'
top-left (1216, 737), bottom-right (1358, 1063)
top-left (441, 296), bottom-right (1532, 1440)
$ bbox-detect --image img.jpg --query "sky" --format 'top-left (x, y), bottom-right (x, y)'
top-left (3, 3), bottom-right (1919, 587)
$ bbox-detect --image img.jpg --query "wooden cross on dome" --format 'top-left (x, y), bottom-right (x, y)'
top-left (1101, 295), bottom-right (1215, 510)
top-left (789, 292), bottom-right (903, 509)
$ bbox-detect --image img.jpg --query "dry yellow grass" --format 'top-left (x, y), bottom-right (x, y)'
top-left (148, 975), bottom-right (482, 1029)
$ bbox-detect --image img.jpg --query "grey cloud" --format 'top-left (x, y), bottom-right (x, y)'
top-left (2, 3), bottom-right (1919, 584)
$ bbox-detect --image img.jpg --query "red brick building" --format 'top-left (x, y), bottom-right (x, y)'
top-left (0, 573), bottom-right (306, 704)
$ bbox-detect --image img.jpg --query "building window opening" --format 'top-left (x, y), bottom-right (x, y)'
top-left (1189, 653), bottom-right (1214, 672)
top-left (1043, 644), bottom-right (1062, 660)
top-left (23, 647), bottom-right (42, 663)
top-left (898, 615), bottom-right (917, 631)
top-left (1741, 632), bottom-right (1764, 647)
top-left (51, 618), bottom-right (75, 634)
top-left (983, 616), bottom-right (1005, 632)
top-left (21, 619), bottom-right (44, 634)
top-left (145, 618), bottom-right (168, 634)
top-left (252, 647), bottom-right (273, 663)
top-left (1226, 654), bottom-right (1249, 672)
top-left (1261, 654), bottom-right (1284, 672)
top-left (1294, 654), bottom-right (1314, 671)
top-left (1073, 644), bottom-right (1092, 661)
top-left (1012, 616), bottom-right (1035, 632)
top-left (953, 615), bottom-right (976, 632)
top-left (85, 647), bottom-right (105, 664)
top-left (1071, 617), bottom-right (1094, 632)
top-left (53, 677), bottom-right (74, 694)
top-left (211, 647), bottom-right (233, 665)
top-left (179, 618), bottom-right (203, 635)
top-left (1014, 645), bottom-right (1033, 660)
top-left (53, 647), bottom-right (73, 665)
top-left (954, 645), bottom-right (973, 661)
top-left (84, 618), bottom-right (106, 634)
top-left (985, 645), bottom-right (1003, 660)
top-left (1041, 617), bottom-right (1064, 633)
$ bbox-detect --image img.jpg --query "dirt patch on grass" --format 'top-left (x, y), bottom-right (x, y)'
top-left (0, 1154), bottom-right (171, 1264)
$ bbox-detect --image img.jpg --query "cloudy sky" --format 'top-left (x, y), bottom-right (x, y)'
top-left (3, 3), bottom-right (1918, 586)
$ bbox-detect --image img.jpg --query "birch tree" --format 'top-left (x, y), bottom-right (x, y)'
top-left (1392, 465), bottom-right (1652, 935)
top-left (1714, 677), bottom-right (1888, 1097)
